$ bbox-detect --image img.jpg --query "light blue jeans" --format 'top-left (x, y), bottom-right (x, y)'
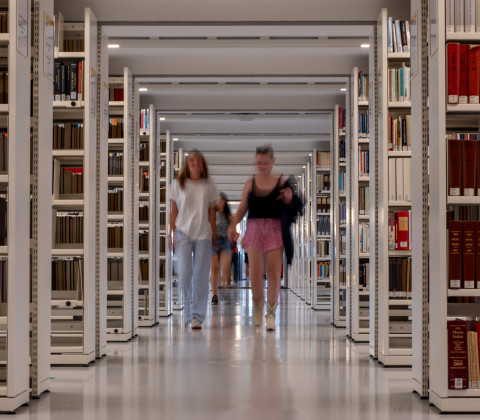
top-left (175, 230), bottom-right (212, 324)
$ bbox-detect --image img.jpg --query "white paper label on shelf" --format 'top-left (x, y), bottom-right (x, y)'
top-left (464, 280), bottom-right (475, 288)
top-left (464, 188), bottom-right (474, 196)
top-left (449, 188), bottom-right (460, 196)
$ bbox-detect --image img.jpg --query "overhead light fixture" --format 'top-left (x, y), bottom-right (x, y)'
top-left (361, 44), bottom-right (370, 48)
top-left (108, 44), bottom-right (120, 49)
top-left (159, 117), bottom-right (165, 121)
top-left (173, 138), bottom-right (178, 141)
top-left (341, 88), bottom-right (347, 91)
top-left (139, 88), bottom-right (148, 92)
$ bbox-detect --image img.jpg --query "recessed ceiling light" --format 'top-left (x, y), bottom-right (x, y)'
top-left (108, 44), bottom-right (120, 49)
top-left (173, 138), bottom-right (178, 141)
top-left (340, 88), bottom-right (347, 91)
top-left (361, 44), bottom-right (370, 48)
top-left (159, 117), bottom-right (165, 121)
top-left (139, 88), bottom-right (148, 92)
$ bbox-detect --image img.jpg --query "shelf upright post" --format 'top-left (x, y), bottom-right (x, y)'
top-left (311, 151), bottom-right (317, 308)
top-left (131, 76), bottom-right (139, 336)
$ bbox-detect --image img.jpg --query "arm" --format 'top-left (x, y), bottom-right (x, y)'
top-left (278, 175), bottom-right (293, 204)
top-left (228, 178), bottom-right (252, 239)
top-left (209, 205), bottom-right (218, 247)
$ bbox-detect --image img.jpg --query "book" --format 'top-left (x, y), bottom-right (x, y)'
top-left (387, 16), bottom-right (394, 53)
top-left (462, 140), bottom-right (476, 196)
top-left (460, 44), bottom-right (469, 104)
top-left (456, 0), bottom-right (466, 32)
top-left (477, 0), bottom-right (480, 31)
top-left (396, 211), bottom-right (410, 251)
top-left (447, 0), bottom-right (456, 32)
top-left (469, 45), bottom-right (480, 104)
top-left (448, 320), bottom-right (468, 389)
top-left (463, 221), bottom-right (476, 289)
top-left (388, 158), bottom-right (396, 201)
top-left (476, 222), bottom-right (480, 288)
top-left (448, 43), bottom-right (461, 104)
top-left (448, 138), bottom-right (462, 196)
top-left (449, 220), bottom-right (463, 289)
top-left (466, 0), bottom-right (476, 32)
top-left (395, 157), bottom-right (404, 201)
top-left (403, 158), bottom-right (411, 201)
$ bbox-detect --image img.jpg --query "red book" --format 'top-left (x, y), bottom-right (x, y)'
top-left (396, 211), bottom-right (410, 250)
top-left (469, 45), bottom-right (480, 104)
top-left (463, 221), bottom-right (476, 289)
top-left (476, 222), bottom-right (480, 288)
top-left (447, 320), bottom-right (468, 389)
top-left (462, 140), bottom-right (476, 196)
top-left (449, 220), bottom-right (463, 289)
top-left (476, 141), bottom-right (480, 196)
top-left (448, 139), bottom-right (462, 196)
top-left (448, 43), bottom-right (461, 104)
top-left (460, 44), bottom-right (469, 104)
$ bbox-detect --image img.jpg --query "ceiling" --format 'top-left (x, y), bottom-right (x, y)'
top-left (55, 0), bottom-right (410, 201)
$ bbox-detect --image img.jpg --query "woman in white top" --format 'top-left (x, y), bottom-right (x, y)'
top-left (170, 150), bottom-right (218, 329)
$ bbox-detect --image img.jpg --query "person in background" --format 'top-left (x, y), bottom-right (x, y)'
top-left (170, 150), bottom-right (218, 329)
top-left (230, 232), bottom-right (240, 286)
top-left (210, 192), bottom-right (233, 304)
top-left (228, 144), bottom-right (293, 331)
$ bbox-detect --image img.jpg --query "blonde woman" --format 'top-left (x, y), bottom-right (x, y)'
top-left (170, 150), bottom-right (218, 329)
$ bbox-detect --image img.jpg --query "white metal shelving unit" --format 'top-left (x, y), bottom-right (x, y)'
top-left (138, 104), bottom-right (160, 326)
top-left (106, 68), bottom-right (137, 341)
top-left (332, 105), bottom-right (347, 326)
top-left (375, 9), bottom-right (412, 366)
top-left (424, 0), bottom-right (480, 412)
top-left (50, 7), bottom-right (98, 366)
top-left (346, 67), bottom-right (370, 342)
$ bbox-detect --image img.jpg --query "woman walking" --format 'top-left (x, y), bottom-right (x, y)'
top-left (170, 150), bottom-right (218, 329)
top-left (210, 192), bottom-right (233, 304)
top-left (228, 144), bottom-right (294, 331)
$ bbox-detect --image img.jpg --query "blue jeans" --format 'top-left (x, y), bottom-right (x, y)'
top-left (175, 230), bottom-right (212, 323)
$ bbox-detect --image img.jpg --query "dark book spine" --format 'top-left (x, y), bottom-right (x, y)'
top-left (69, 62), bottom-right (78, 100)
top-left (448, 320), bottom-right (469, 389)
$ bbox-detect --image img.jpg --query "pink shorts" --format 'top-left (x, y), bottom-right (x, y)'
top-left (242, 218), bottom-right (283, 253)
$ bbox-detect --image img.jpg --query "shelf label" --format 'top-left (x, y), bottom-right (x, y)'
top-left (17, 0), bottom-right (28, 58)
top-left (44, 13), bottom-right (55, 82)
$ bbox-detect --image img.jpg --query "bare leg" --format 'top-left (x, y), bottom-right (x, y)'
top-left (220, 251), bottom-right (232, 288)
top-left (245, 262), bottom-right (250, 286)
top-left (248, 247), bottom-right (266, 303)
top-left (210, 254), bottom-right (220, 295)
top-left (265, 247), bottom-right (283, 306)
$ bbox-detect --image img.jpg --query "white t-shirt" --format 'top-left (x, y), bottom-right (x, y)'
top-left (171, 178), bottom-right (218, 240)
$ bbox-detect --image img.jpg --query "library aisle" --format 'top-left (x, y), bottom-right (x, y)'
top-left (8, 289), bottom-right (475, 420)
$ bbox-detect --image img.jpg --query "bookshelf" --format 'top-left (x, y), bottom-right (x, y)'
top-left (312, 149), bottom-right (331, 310)
top-left (51, 7), bottom-right (98, 366)
top-left (303, 160), bottom-right (312, 304)
top-left (159, 131), bottom-right (172, 316)
top-left (345, 67), bottom-right (370, 342)
top-left (138, 104), bottom-right (160, 326)
top-left (332, 105), bottom-right (347, 326)
top-left (106, 68), bottom-right (138, 341)
top-left (292, 173), bottom-right (307, 300)
top-left (425, 0), bottom-right (480, 412)
top-left (374, 9), bottom-right (413, 367)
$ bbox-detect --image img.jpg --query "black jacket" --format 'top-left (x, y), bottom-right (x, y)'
top-left (281, 180), bottom-right (303, 265)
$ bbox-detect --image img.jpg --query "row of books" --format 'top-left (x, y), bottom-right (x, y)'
top-left (140, 108), bottom-right (150, 131)
top-left (0, 14), bottom-right (8, 34)
top-left (317, 197), bottom-right (330, 213)
top-left (448, 220), bottom-right (480, 289)
top-left (338, 107), bottom-right (346, 130)
top-left (139, 143), bottom-right (149, 162)
top-left (0, 261), bottom-right (5, 303)
top-left (359, 262), bottom-right (370, 289)
top-left (389, 257), bottom-right (412, 298)
top-left (108, 188), bottom-right (123, 212)
top-left (109, 118), bottom-right (124, 139)
top-left (447, 43), bottom-right (480, 104)
top-left (448, 138), bottom-right (480, 196)
top-left (388, 157), bottom-right (412, 202)
top-left (358, 72), bottom-right (369, 101)
top-left (139, 202), bottom-right (149, 222)
top-left (358, 112), bottom-right (368, 138)
top-left (359, 186), bottom-right (370, 215)
top-left (0, 197), bottom-right (6, 246)
top-left (317, 151), bottom-right (330, 167)
top-left (339, 170), bottom-right (346, 195)
top-left (55, 212), bottom-right (84, 244)
top-left (0, 133), bottom-right (6, 172)
top-left (51, 259), bottom-right (82, 292)
top-left (109, 87), bottom-right (124, 102)
top-left (160, 161), bottom-right (167, 178)
top-left (339, 203), bottom-right (346, 225)
top-left (139, 231), bottom-right (149, 251)
top-left (59, 167), bottom-right (83, 195)
top-left (446, 0), bottom-right (480, 33)
top-left (447, 320), bottom-right (480, 390)
top-left (160, 187), bottom-right (166, 202)
top-left (359, 150), bottom-right (369, 177)
top-left (388, 114), bottom-right (412, 151)
top-left (160, 211), bottom-right (166, 226)
top-left (359, 223), bottom-right (369, 254)
top-left (108, 225), bottom-right (123, 249)
top-left (159, 239), bottom-right (166, 254)
top-left (317, 239), bottom-right (331, 258)
top-left (317, 215), bottom-right (330, 236)
top-left (108, 153), bottom-right (123, 176)
top-left (339, 138), bottom-right (346, 162)
top-left (388, 65), bottom-right (411, 102)
top-left (317, 173), bottom-right (330, 191)
top-left (107, 259), bottom-right (124, 283)
top-left (62, 39), bottom-right (84, 53)
top-left (388, 210), bottom-right (411, 251)
top-left (139, 260), bottom-right (148, 281)
top-left (140, 169), bottom-right (149, 193)
top-left (53, 123), bottom-right (84, 150)
top-left (317, 261), bottom-right (330, 279)
top-left (387, 17), bottom-right (411, 53)
top-left (54, 61), bottom-right (83, 102)
top-left (339, 261), bottom-right (346, 286)
top-left (0, 72), bottom-right (8, 105)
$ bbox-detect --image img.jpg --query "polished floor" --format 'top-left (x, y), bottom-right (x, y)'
top-left (7, 289), bottom-right (478, 420)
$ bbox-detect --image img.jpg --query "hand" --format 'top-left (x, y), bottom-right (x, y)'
top-left (168, 233), bottom-right (176, 251)
top-left (278, 187), bottom-right (293, 204)
top-left (212, 235), bottom-right (220, 250)
top-left (227, 224), bottom-right (236, 242)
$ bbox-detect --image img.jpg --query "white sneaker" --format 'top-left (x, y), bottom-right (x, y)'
top-left (191, 316), bottom-right (202, 330)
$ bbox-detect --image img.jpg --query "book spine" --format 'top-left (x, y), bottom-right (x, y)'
top-left (405, 21), bottom-right (410, 53)
top-left (476, 0), bottom-right (480, 31)
top-left (69, 62), bottom-right (78, 100)
top-left (54, 61), bottom-right (61, 102)
top-left (395, 20), bottom-right (403, 53)
top-left (396, 211), bottom-right (410, 250)
top-left (448, 138), bottom-right (462, 195)
top-left (466, 0), bottom-right (476, 32)
top-left (456, 0), bottom-right (466, 32)
top-left (469, 45), bottom-right (480, 104)
top-left (448, 0), bottom-right (456, 32)
top-left (387, 17), bottom-right (394, 53)
top-left (447, 320), bottom-right (468, 389)
top-left (463, 221), bottom-right (476, 289)
top-left (60, 63), bottom-right (66, 101)
top-left (460, 44), bottom-right (469, 104)
top-left (448, 43), bottom-right (461, 104)
top-left (462, 140), bottom-right (476, 196)
top-left (400, 21), bottom-right (408, 52)
top-left (449, 220), bottom-right (463, 288)
top-left (77, 60), bottom-right (83, 101)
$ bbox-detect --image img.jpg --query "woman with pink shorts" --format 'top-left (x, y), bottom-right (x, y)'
top-left (228, 144), bottom-right (293, 331)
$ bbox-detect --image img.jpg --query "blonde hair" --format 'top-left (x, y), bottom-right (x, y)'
top-left (177, 149), bottom-right (209, 189)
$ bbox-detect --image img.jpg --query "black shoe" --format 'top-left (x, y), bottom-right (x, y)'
top-left (212, 295), bottom-right (218, 305)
